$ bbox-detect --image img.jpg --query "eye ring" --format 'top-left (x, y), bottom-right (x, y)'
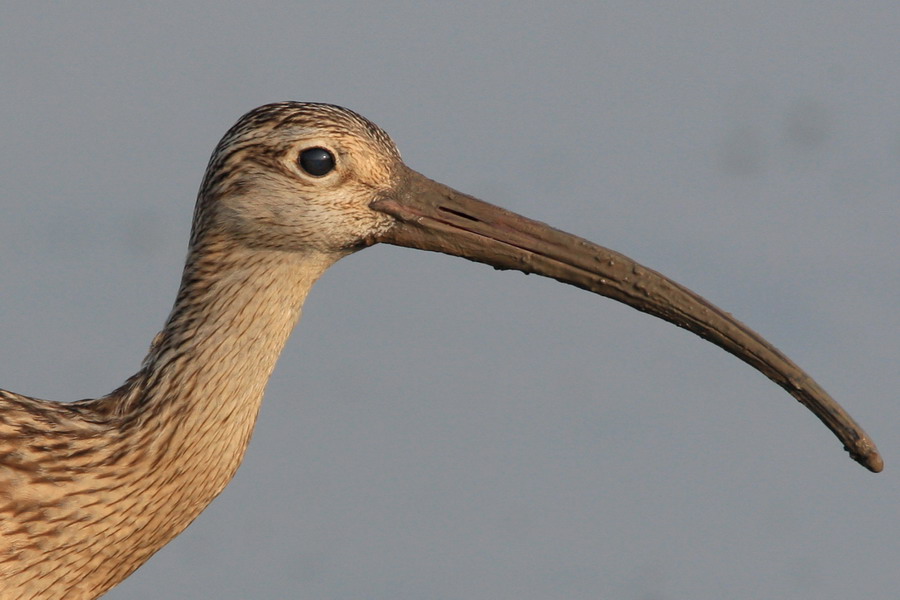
top-left (298, 147), bottom-right (336, 177)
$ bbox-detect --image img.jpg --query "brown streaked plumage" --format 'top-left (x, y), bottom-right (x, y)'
top-left (0, 102), bottom-right (881, 599)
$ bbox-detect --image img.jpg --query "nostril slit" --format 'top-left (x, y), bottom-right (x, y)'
top-left (438, 206), bottom-right (479, 222)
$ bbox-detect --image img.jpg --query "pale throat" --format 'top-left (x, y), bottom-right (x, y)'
top-left (132, 243), bottom-right (337, 478)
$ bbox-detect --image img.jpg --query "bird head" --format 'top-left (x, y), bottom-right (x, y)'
top-left (195, 102), bottom-right (402, 254)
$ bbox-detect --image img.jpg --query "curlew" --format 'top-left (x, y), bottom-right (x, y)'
top-left (0, 102), bottom-right (881, 599)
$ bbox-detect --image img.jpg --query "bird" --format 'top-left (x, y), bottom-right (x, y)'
top-left (0, 102), bottom-right (882, 599)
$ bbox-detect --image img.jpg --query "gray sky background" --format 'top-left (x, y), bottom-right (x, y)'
top-left (1, 3), bottom-right (898, 599)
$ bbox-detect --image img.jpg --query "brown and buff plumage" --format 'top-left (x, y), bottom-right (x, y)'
top-left (0, 102), bottom-right (881, 599)
top-left (0, 103), bottom-right (400, 599)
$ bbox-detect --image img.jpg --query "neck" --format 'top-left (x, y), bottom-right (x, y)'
top-left (1, 234), bottom-right (337, 599)
top-left (135, 236), bottom-right (335, 462)
top-left (137, 235), bottom-right (335, 476)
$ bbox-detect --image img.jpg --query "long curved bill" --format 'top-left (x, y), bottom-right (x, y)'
top-left (369, 166), bottom-right (882, 473)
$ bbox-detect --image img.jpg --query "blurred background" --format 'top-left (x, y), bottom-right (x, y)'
top-left (1, 3), bottom-right (898, 599)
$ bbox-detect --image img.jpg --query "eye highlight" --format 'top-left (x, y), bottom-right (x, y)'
top-left (298, 147), bottom-right (335, 177)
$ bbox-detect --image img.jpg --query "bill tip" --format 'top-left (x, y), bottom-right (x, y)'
top-left (852, 444), bottom-right (883, 473)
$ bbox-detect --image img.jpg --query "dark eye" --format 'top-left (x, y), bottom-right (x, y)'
top-left (298, 147), bottom-right (335, 176)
